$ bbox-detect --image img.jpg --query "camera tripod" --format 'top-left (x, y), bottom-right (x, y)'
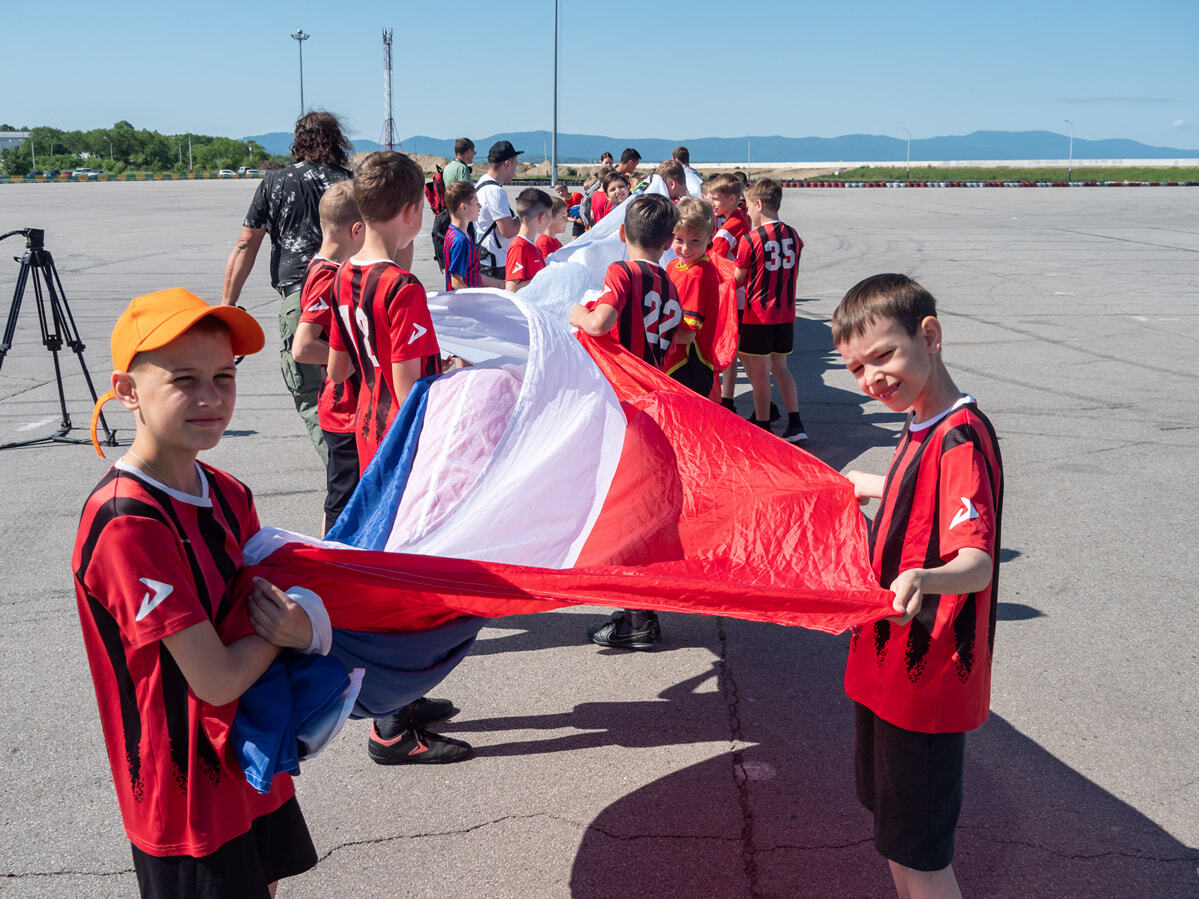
top-left (0, 228), bottom-right (116, 450)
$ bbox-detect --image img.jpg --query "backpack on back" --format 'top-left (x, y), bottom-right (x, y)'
top-left (424, 165), bottom-right (447, 216)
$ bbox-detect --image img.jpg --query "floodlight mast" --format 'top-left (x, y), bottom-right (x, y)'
top-left (902, 126), bottom-right (911, 181)
top-left (291, 28), bottom-right (309, 116)
top-left (382, 29), bottom-right (396, 151)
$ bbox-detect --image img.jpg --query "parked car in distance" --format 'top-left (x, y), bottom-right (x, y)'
top-left (72, 168), bottom-right (102, 178)
top-left (45, 169), bottom-right (61, 178)
top-left (27, 170), bottom-right (43, 178)
top-left (218, 169), bottom-right (236, 177)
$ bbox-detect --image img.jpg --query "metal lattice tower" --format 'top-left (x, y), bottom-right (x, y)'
top-left (380, 28), bottom-right (396, 151)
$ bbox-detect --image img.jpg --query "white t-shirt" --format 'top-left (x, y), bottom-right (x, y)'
top-left (475, 176), bottom-right (513, 267)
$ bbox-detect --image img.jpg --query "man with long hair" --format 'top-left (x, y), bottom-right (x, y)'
top-left (220, 111), bottom-right (355, 463)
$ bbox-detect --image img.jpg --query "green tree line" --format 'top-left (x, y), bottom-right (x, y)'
top-left (0, 121), bottom-right (290, 176)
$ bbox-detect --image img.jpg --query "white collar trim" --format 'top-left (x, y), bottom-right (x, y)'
top-left (348, 257), bottom-right (397, 267)
top-left (115, 460), bottom-right (212, 507)
top-left (910, 394), bottom-right (975, 432)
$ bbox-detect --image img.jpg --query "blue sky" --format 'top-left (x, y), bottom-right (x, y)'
top-left (2, 0), bottom-right (1195, 149)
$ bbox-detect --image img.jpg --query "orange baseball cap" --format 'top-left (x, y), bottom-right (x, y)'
top-left (90, 288), bottom-right (265, 457)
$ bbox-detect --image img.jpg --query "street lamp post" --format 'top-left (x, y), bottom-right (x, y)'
top-left (551, 0), bottom-right (558, 188)
top-left (291, 28), bottom-right (309, 116)
top-left (1065, 119), bottom-right (1074, 182)
top-left (901, 126), bottom-right (911, 181)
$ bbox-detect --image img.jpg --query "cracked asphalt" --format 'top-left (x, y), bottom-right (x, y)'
top-left (0, 181), bottom-right (1195, 897)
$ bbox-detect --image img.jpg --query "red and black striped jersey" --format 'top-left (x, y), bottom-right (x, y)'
top-left (735, 221), bottom-right (803, 326)
top-left (711, 207), bottom-right (749, 260)
top-left (593, 260), bottom-right (683, 370)
top-left (845, 398), bottom-right (1004, 733)
top-left (299, 256), bottom-right (359, 434)
top-left (328, 259), bottom-right (441, 471)
top-left (71, 463), bottom-right (293, 856)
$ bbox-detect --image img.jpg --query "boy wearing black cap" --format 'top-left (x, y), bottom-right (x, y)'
top-left (475, 139), bottom-right (523, 279)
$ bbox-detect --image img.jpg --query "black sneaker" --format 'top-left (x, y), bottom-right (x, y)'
top-left (720, 397), bottom-right (737, 411)
top-left (782, 413), bottom-right (808, 443)
top-left (368, 723), bottom-right (473, 765)
top-left (770, 402), bottom-right (781, 422)
top-left (589, 612), bottom-right (661, 650)
top-left (405, 697), bottom-right (457, 725)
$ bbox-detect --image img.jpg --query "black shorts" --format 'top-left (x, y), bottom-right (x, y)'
top-left (131, 797), bottom-right (316, 899)
top-left (738, 322), bottom-right (793, 356)
top-left (854, 703), bottom-right (965, 872)
top-left (668, 346), bottom-right (716, 396)
top-left (323, 429), bottom-right (360, 533)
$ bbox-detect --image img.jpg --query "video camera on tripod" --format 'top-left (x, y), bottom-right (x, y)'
top-left (0, 227), bottom-right (117, 450)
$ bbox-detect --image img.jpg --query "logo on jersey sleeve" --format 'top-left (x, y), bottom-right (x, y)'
top-left (408, 323), bottom-right (428, 345)
top-left (135, 578), bottom-right (174, 621)
top-left (308, 297), bottom-right (330, 312)
top-left (512, 261), bottom-right (525, 274)
top-left (950, 497), bottom-right (979, 530)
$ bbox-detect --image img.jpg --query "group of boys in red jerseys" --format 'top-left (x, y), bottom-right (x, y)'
top-left (441, 182), bottom-right (565, 293)
top-left (73, 140), bottom-right (1002, 899)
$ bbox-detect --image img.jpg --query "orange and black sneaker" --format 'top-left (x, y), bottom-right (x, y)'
top-left (368, 723), bottom-right (473, 765)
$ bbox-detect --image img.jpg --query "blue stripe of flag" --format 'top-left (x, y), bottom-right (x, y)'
top-left (325, 376), bottom-right (436, 550)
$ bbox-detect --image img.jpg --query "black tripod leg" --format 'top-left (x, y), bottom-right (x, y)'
top-left (20, 252), bottom-right (73, 435)
top-left (41, 250), bottom-right (116, 445)
top-left (0, 257), bottom-right (31, 373)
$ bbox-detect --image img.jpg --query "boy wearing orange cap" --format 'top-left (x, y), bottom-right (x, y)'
top-left (76, 288), bottom-right (322, 897)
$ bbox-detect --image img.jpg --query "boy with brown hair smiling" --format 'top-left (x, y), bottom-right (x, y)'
top-left (833, 273), bottom-right (1003, 898)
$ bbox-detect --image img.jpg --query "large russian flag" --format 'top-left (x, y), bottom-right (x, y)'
top-left (222, 283), bottom-right (893, 790)
top-left (240, 289), bottom-right (891, 636)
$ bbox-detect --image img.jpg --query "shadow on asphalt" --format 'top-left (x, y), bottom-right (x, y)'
top-left (557, 620), bottom-right (1197, 898)
top-left (468, 610), bottom-right (708, 658)
top-left (447, 309), bottom-right (1192, 894)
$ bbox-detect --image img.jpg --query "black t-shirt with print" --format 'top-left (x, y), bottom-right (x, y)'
top-left (243, 161), bottom-right (352, 294)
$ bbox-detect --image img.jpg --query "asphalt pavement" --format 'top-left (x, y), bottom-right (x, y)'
top-left (0, 180), bottom-right (1194, 897)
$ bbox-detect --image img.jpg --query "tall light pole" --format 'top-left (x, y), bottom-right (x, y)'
top-left (901, 126), bottom-right (911, 181)
top-left (381, 29), bottom-right (396, 151)
top-left (1065, 119), bottom-right (1074, 182)
top-left (551, 0), bottom-right (558, 188)
top-left (291, 28), bottom-right (309, 117)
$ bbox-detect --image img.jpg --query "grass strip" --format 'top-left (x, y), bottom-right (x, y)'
top-left (806, 166), bottom-right (1199, 183)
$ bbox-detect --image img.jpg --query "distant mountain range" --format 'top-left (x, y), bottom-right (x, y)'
top-left (244, 129), bottom-right (1199, 163)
